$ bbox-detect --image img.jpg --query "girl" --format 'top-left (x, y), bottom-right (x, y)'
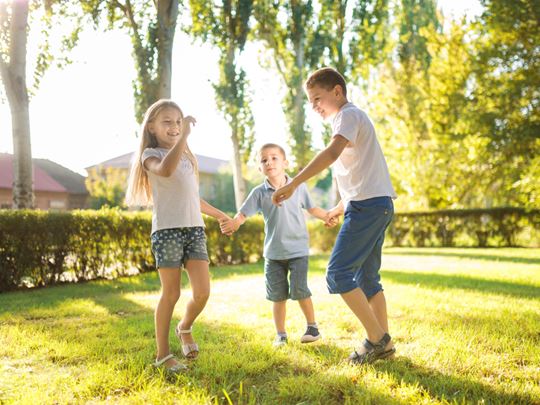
top-left (126, 99), bottom-right (230, 373)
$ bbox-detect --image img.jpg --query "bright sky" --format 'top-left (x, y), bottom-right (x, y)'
top-left (0, 0), bottom-right (482, 176)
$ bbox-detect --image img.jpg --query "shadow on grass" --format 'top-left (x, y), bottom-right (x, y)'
top-left (1, 274), bottom-right (536, 404)
top-left (373, 357), bottom-right (535, 405)
top-left (179, 320), bottom-right (536, 405)
top-left (384, 248), bottom-right (540, 265)
top-left (182, 320), bottom-right (401, 405)
top-left (382, 270), bottom-right (540, 299)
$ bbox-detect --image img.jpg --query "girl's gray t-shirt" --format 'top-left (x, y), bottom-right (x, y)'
top-left (142, 147), bottom-right (204, 234)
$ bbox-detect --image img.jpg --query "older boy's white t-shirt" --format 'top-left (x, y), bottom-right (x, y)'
top-left (331, 103), bottom-right (396, 206)
top-left (142, 147), bottom-right (204, 234)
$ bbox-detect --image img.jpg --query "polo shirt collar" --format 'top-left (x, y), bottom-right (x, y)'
top-left (264, 175), bottom-right (291, 191)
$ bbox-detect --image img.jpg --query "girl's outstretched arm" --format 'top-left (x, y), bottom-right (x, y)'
top-left (200, 199), bottom-right (231, 222)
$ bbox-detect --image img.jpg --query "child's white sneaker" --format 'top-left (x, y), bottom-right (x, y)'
top-left (273, 334), bottom-right (288, 347)
top-left (301, 325), bottom-right (321, 343)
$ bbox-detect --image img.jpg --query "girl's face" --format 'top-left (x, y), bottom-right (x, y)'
top-left (149, 107), bottom-right (183, 148)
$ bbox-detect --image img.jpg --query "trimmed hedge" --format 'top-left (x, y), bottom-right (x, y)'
top-left (0, 209), bottom-right (153, 291)
top-left (1, 207), bottom-right (538, 291)
top-left (309, 207), bottom-right (540, 251)
top-left (0, 209), bottom-right (265, 291)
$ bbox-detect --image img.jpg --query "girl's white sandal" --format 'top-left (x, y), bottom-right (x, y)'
top-left (175, 324), bottom-right (199, 359)
top-left (154, 353), bottom-right (187, 373)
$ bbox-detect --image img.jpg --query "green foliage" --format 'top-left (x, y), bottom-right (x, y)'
top-left (78, 0), bottom-right (179, 122)
top-left (3, 207), bottom-right (537, 291)
top-left (205, 214), bottom-right (265, 265)
top-left (318, 0), bottom-right (390, 82)
top-left (188, 0), bottom-right (255, 207)
top-left (388, 208), bottom-right (540, 248)
top-left (0, 209), bottom-right (265, 291)
top-left (254, 0), bottom-right (325, 169)
top-left (365, 1), bottom-right (539, 211)
top-left (308, 207), bottom-right (540, 251)
top-left (188, 0), bottom-right (255, 162)
top-left (469, 0), bottom-right (540, 208)
top-left (0, 208), bottom-right (153, 291)
top-left (85, 166), bottom-right (129, 209)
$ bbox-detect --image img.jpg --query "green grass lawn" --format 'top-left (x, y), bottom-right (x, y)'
top-left (1, 248), bottom-right (539, 404)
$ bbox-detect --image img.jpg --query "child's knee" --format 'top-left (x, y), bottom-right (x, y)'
top-left (326, 268), bottom-right (356, 294)
top-left (360, 280), bottom-right (383, 299)
top-left (161, 289), bottom-right (181, 304)
top-left (192, 291), bottom-right (210, 304)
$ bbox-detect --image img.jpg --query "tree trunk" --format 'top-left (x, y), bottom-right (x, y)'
top-left (0, 0), bottom-right (33, 208)
top-left (290, 21), bottom-right (310, 170)
top-left (226, 47), bottom-right (247, 210)
top-left (230, 124), bottom-right (246, 210)
top-left (156, 0), bottom-right (178, 99)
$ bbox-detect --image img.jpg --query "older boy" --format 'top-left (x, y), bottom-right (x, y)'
top-left (221, 143), bottom-right (333, 347)
top-left (272, 67), bottom-right (397, 364)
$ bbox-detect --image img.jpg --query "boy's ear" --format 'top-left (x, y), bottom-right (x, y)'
top-left (284, 159), bottom-right (289, 168)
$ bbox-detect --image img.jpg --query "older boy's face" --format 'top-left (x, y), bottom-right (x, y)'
top-left (259, 147), bottom-right (287, 178)
top-left (306, 85), bottom-right (342, 120)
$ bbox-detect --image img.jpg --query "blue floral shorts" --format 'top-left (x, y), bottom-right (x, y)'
top-left (151, 227), bottom-right (208, 269)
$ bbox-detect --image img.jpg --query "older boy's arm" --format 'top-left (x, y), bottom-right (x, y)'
top-left (272, 135), bottom-right (349, 205)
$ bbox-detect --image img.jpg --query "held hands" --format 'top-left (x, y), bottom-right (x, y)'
top-left (219, 217), bottom-right (239, 236)
top-left (325, 206), bottom-right (343, 227)
top-left (323, 211), bottom-right (339, 227)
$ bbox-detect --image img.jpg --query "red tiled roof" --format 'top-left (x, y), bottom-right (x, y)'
top-left (0, 154), bottom-right (67, 192)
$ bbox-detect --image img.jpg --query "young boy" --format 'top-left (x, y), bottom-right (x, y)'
top-left (220, 143), bottom-right (334, 347)
top-left (272, 67), bottom-right (397, 364)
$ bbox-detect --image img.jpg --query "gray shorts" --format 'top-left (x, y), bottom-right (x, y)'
top-left (151, 227), bottom-right (208, 269)
top-left (264, 256), bottom-right (312, 302)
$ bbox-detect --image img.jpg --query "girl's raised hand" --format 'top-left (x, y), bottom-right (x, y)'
top-left (181, 116), bottom-right (197, 136)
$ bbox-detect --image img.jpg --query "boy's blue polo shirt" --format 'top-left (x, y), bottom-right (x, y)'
top-left (239, 177), bottom-right (314, 260)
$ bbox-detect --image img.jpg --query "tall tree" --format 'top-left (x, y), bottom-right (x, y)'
top-left (189, 0), bottom-right (254, 209)
top-left (80, 0), bottom-right (179, 122)
top-left (471, 0), bottom-right (540, 208)
top-left (254, 0), bottom-right (326, 170)
top-left (319, 0), bottom-right (390, 83)
top-left (0, 0), bottom-right (82, 208)
top-left (316, 0), bottom-right (390, 205)
top-left (0, 0), bottom-right (32, 208)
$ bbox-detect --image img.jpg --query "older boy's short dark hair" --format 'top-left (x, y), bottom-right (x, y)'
top-left (304, 67), bottom-right (347, 97)
top-left (258, 143), bottom-right (286, 159)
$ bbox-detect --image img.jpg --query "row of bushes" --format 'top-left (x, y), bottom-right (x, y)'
top-left (309, 207), bottom-right (540, 251)
top-left (1, 207), bottom-right (538, 291)
top-left (0, 209), bottom-right (266, 291)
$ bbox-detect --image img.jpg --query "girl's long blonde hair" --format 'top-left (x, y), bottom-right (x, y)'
top-left (125, 99), bottom-right (199, 207)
